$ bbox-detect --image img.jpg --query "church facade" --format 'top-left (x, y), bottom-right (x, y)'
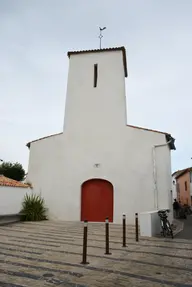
top-left (26, 47), bottom-right (175, 224)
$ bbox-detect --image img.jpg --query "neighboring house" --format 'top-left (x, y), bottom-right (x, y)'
top-left (0, 175), bottom-right (31, 215)
top-left (26, 46), bottom-right (176, 224)
top-left (172, 173), bottom-right (177, 200)
top-left (174, 168), bottom-right (192, 205)
top-left (172, 169), bottom-right (186, 201)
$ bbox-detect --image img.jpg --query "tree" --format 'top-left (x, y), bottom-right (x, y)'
top-left (0, 161), bottom-right (25, 181)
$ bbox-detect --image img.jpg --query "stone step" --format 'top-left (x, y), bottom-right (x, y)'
top-left (0, 214), bottom-right (21, 226)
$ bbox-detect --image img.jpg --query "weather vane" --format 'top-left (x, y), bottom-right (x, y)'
top-left (99, 27), bottom-right (106, 49)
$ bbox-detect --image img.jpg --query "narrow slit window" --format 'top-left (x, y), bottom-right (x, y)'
top-left (94, 64), bottom-right (98, 87)
top-left (185, 181), bottom-right (187, 191)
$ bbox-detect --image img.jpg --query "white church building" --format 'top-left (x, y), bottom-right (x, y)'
top-left (26, 47), bottom-right (176, 224)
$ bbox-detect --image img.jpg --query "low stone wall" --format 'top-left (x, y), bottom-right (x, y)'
top-left (140, 211), bottom-right (160, 237)
top-left (0, 186), bottom-right (32, 215)
top-left (140, 210), bottom-right (174, 237)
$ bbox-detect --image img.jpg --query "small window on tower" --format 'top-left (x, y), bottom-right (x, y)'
top-left (94, 64), bottom-right (98, 88)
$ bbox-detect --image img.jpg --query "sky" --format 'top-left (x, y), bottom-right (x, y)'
top-left (0, 0), bottom-right (192, 172)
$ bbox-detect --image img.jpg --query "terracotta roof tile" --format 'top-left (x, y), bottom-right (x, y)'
top-left (175, 167), bottom-right (192, 179)
top-left (0, 175), bottom-right (29, 188)
top-left (172, 168), bottom-right (187, 177)
top-left (67, 46), bottom-right (128, 77)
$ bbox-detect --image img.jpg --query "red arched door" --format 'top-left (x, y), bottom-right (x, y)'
top-left (81, 179), bottom-right (113, 222)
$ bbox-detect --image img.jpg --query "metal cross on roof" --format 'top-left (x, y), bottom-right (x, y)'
top-left (99, 27), bottom-right (106, 49)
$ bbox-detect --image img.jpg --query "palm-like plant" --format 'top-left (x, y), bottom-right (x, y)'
top-left (20, 194), bottom-right (48, 221)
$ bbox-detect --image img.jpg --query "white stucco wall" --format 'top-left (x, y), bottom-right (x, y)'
top-left (27, 48), bottom-right (174, 224)
top-left (172, 175), bottom-right (177, 200)
top-left (27, 133), bottom-right (64, 220)
top-left (140, 211), bottom-right (161, 237)
top-left (64, 50), bottom-right (127, 132)
top-left (0, 186), bottom-right (31, 215)
top-left (27, 127), bottom-right (172, 224)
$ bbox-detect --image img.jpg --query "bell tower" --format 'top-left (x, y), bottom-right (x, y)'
top-left (63, 47), bottom-right (128, 136)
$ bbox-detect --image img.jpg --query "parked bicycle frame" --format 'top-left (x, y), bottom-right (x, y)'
top-left (158, 209), bottom-right (174, 239)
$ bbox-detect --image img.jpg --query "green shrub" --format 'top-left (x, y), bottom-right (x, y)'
top-left (20, 194), bottom-right (48, 221)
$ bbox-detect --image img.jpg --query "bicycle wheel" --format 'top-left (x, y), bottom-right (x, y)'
top-left (166, 221), bottom-right (174, 239)
top-left (160, 220), bottom-right (166, 237)
top-left (162, 227), bottom-right (166, 237)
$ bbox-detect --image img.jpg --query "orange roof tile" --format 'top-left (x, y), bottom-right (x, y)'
top-left (172, 168), bottom-right (187, 177)
top-left (0, 175), bottom-right (29, 188)
top-left (175, 167), bottom-right (192, 179)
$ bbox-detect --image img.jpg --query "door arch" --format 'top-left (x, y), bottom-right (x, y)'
top-left (81, 178), bottom-right (113, 222)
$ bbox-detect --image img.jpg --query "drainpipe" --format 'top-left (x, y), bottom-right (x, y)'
top-left (152, 139), bottom-right (172, 210)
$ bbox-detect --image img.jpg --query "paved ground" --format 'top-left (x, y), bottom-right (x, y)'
top-left (0, 221), bottom-right (192, 287)
top-left (177, 215), bottom-right (192, 240)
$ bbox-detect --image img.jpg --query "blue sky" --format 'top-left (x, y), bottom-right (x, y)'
top-left (0, 0), bottom-right (192, 172)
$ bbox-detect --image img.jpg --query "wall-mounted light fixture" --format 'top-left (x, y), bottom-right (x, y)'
top-left (94, 163), bottom-right (100, 168)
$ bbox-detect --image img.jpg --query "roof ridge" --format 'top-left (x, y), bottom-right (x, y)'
top-left (68, 46), bottom-right (125, 54)
top-left (0, 175), bottom-right (29, 188)
top-left (175, 167), bottom-right (192, 179)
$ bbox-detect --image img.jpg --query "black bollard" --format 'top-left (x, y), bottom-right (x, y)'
top-left (122, 214), bottom-right (126, 247)
top-left (105, 217), bottom-right (111, 255)
top-left (135, 213), bottom-right (139, 242)
top-left (81, 220), bottom-right (89, 264)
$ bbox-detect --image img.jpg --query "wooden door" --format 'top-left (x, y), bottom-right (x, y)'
top-left (81, 179), bottom-right (113, 222)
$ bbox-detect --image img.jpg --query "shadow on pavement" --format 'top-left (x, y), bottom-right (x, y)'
top-left (175, 215), bottom-right (192, 240)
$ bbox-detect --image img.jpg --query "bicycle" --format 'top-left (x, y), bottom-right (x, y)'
top-left (158, 209), bottom-right (174, 239)
top-left (183, 204), bottom-right (192, 216)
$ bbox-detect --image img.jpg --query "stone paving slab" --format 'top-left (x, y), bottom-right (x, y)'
top-left (0, 226), bottom-right (186, 248)
top-left (0, 221), bottom-right (192, 286)
top-left (177, 216), bottom-right (192, 240)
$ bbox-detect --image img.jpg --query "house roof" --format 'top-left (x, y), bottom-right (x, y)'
top-left (67, 46), bottom-right (128, 78)
top-left (0, 175), bottom-right (29, 188)
top-left (27, 124), bottom-right (175, 150)
top-left (174, 167), bottom-right (192, 179)
top-left (172, 168), bottom-right (186, 177)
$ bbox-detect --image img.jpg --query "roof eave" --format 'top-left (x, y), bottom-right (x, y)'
top-left (67, 46), bottom-right (128, 78)
top-left (175, 170), bottom-right (187, 179)
top-left (175, 167), bottom-right (192, 179)
top-left (26, 132), bottom-right (63, 149)
top-left (165, 134), bottom-right (176, 150)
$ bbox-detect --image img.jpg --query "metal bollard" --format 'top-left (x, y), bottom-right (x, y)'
top-left (81, 220), bottom-right (89, 264)
top-left (122, 214), bottom-right (126, 247)
top-left (135, 213), bottom-right (139, 242)
top-left (105, 217), bottom-right (111, 255)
